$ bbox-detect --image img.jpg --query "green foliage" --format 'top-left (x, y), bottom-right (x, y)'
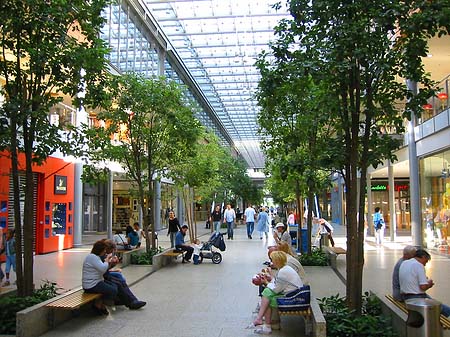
top-left (318, 292), bottom-right (397, 337)
top-left (131, 247), bottom-right (163, 265)
top-left (0, 281), bottom-right (60, 334)
top-left (298, 249), bottom-right (328, 266)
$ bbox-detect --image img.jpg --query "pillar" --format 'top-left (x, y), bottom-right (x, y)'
top-left (388, 160), bottom-right (397, 242)
top-left (154, 179), bottom-right (161, 231)
top-left (407, 79), bottom-right (422, 247)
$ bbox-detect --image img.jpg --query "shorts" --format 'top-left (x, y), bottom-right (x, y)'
top-left (262, 287), bottom-right (283, 308)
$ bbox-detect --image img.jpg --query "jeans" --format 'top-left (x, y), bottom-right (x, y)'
top-left (213, 221), bottom-right (221, 233)
top-left (193, 254), bottom-right (200, 265)
top-left (84, 280), bottom-right (118, 302)
top-left (227, 221), bottom-right (234, 239)
top-left (169, 232), bottom-right (177, 248)
top-left (5, 255), bottom-right (16, 273)
top-left (175, 244), bottom-right (194, 261)
top-left (104, 272), bottom-right (137, 306)
top-left (246, 222), bottom-right (254, 237)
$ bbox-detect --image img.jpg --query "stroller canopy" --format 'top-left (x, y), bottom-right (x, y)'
top-left (209, 232), bottom-right (226, 252)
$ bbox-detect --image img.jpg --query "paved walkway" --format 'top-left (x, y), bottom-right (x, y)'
top-left (1, 222), bottom-right (449, 336)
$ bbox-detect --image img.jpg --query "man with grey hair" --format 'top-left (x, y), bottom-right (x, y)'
top-left (392, 245), bottom-right (417, 300)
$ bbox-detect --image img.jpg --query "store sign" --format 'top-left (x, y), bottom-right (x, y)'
top-left (370, 183), bottom-right (409, 192)
top-left (54, 175), bottom-right (67, 195)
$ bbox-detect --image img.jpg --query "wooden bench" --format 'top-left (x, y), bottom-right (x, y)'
top-left (273, 297), bottom-right (326, 337)
top-left (46, 290), bottom-right (101, 310)
top-left (385, 294), bottom-right (450, 329)
top-left (45, 288), bottom-right (101, 328)
top-left (152, 249), bottom-right (187, 271)
top-left (328, 247), bottom-right (346, 255)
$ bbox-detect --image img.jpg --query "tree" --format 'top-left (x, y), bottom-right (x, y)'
top-left (262, 0), bottom-right (449, 314)
top-left (85, 73), bottom-right (202, 250)
top-left (0, 0), bottom-right (109, 296)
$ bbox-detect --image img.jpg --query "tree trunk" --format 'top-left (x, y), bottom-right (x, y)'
top-left (295, 179), bottom-right (303, 254)
top-left (23, 150), bottom-right (35, 296)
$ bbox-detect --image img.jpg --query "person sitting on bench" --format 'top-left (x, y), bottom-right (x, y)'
top-left (175, 225), bottom-right (194, 263)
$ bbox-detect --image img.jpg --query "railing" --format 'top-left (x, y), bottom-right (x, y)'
top-left (420, 74), bottom-right (450, 123)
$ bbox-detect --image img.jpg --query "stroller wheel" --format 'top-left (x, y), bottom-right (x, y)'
top-left (212, 252), bottom-right (222, 264)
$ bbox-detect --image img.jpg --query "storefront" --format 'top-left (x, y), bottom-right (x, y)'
top-left (0, 152), bottom-right (75, 254)
top-left (419, 149), bottom-right (450, 249)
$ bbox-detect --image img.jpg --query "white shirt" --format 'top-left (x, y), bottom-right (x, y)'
top-left (244, 207), bottom-right (256, 223)
top-left (223, 208), bottom-right (236, 222)
top-left (267, 265), bottom-right (303, 294)
top-left (399, 258), bottom-right (428, 295)
top-left (192, 243), bottom-right (203, 256)
top-left (113, 233), bottom-right (128, 247)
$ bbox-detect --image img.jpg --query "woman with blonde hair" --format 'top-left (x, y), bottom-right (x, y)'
top-left (250, 251), bottom-right (302, 334)
top-left (277, 242), bottom-right (308, 285)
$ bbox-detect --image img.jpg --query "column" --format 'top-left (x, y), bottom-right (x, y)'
top-left (388, 160), bottom-right (397, 242)
top-left (407, 79), bottom-right (422, 247)
top-left (154, 180), bottom-right (161, 231)
top-left (106, 169), bottom-right (114, 240)
top-left (366, 173), bottom-right (372, 238)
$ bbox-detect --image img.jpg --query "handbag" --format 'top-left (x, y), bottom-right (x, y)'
top-left (276, 285), bottom-right (311, 312)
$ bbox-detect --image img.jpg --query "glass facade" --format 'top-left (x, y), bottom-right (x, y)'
top-left (420, 149), bottom-right (450, 248)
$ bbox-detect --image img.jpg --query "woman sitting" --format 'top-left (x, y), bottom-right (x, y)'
top-left (277, 242), bottom-right (308, 285)
top-left (252, 251), bottom-right (303, 334)
top-left (82, 240), bottom-right (118, 315)
top-left (126, 225), bottom-right (139, 248)
top-left (273, 223), bottom-right (295, 255)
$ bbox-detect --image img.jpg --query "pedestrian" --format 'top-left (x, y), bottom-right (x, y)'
top-left (132, 222), bottom-right (144, 247)
top-left (256, 207), bottom-right (269, 240)
top-left (3, 229), bottom-right (16, 286)
top-left (373, 207), bottom-right (385, 245)
top-left (210, 205), bottom-right (222, 233)
top-left (223, 204), bottom-right (236, 240)
top-left (168, 211), bottom-right (181, 248)
top-left (317, 218), bottom-right (335, 247)
top-left (399, 249), bottom-right (450, 317)
top-left (0, 226), bottom-right (4, 284)
top-left (287, 211), bottom-right (295, 225)
top-left (244, 204), bottom-right (256, 239)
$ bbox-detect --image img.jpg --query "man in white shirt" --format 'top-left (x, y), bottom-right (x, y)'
top-left (223, 204), bottom-right (236, 240)
top-left (399, 249), bottom-right (450, 317)
top-left (244, 204), bottom-right (256, 239)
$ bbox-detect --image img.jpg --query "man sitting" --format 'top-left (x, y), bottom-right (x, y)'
top-left (175, 225), bottom-right (194, 263)
top-left (399, 249), bottom-right (450, 317)
top-left (392, 245), bottom-right (416, 301)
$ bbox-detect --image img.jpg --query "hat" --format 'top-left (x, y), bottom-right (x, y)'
top-left (275, 223), bottom-right (285, 229)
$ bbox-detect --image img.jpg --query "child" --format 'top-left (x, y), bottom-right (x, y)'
top-left (192, 239), bottom-right (203, 265)
top-left (3, 229), bottom-right (16, 286)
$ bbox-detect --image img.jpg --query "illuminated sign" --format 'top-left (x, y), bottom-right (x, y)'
top-left (370, 183), bottom-right (409, 192)
top-left (54, 175), bottom-right (67, 195)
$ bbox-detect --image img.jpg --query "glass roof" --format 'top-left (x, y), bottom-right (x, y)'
top-left (144, 0), bottom-right (291, 168)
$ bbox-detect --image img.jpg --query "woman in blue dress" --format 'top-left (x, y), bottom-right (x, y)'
top-left (256, 207), bottom-right (270, 240)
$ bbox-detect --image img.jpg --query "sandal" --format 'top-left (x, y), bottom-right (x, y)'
top-left (254, 327), bottom-right (272, 335)
top-left (246, 320), bottom-right (263, 329)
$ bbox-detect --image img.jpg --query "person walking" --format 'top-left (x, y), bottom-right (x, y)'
top-left (256, 207), bottom-right (269, 240)
top-left (168, 211), bottom-right (181, 248)
top-left (210, 205), bottom-right (222, 233)
top-left (373, 207), bottom-right (385, 245)
top-left (2, 229), bottom-right (15, 286)
top-left (223, 204), bottom-right (236, 240)
top-left (244, 204), bottom-right (256, 239)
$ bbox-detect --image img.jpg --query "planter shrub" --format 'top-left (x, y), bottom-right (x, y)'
top-left (0, 281), bottom-right (60, 335)
top-left (298, 248), bottom-right (328, 266)
top-left (318, 292), bottom-right (398, 337)
top-left (131, 246), bottom-right (163, 265)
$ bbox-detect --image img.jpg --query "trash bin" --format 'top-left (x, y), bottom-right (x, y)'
top-left (405, 297), bottom-right (442, 337)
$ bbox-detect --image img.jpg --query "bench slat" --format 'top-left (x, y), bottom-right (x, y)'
top-left (385, 294), bottom-right (450, 329)
top-left (279, 307), bottom-right (311, 317)
top-left (329, 247), bottom-right (346, 255)
top-left (46, 292), bottom-right (101, 310)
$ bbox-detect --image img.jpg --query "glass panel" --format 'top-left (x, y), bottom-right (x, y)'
top-left (0, 201), bottom-right (7, 212)
top-left (52, 203), bottom-right (67, 235)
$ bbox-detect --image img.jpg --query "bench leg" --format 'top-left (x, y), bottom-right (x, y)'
top-left (304, 316), bottom-right (313, 337)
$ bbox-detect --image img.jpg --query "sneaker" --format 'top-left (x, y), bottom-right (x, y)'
top-left (3, 281), bottom-right (10, 287)
top-left (254, 326), bottom-right (272, 335)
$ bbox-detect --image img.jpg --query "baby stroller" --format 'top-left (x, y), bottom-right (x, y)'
top-left (199, 232), bottom-right (226, 264)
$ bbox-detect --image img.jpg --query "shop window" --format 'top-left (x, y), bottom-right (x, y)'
top-left (69, 202), bottom-right (72, 211)
top-left (68, 214), bottom-right (72, 223)
top-left (0, 201), bottom-right (7, 212)
top-left (45, 229), bottom-right (50, 238)
top-left (52, 203), bottom-right (67, 235)
top-left (68, 227), bottom-right (72, 235)
top-left (0, 216), bottom-right (6, 228)
top-left (45, 215), bottom-right (50, 225)
top-left (45, 201), bottom-right (50, 211)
